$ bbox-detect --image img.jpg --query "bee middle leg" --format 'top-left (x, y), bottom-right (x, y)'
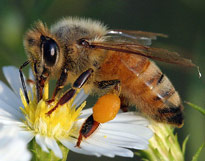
top-left (46, 68), bottom-right (93, 116)
top-left (96, 79), bottom-right (121, 94)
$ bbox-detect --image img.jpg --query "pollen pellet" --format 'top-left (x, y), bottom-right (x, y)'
top-left (93, 94), bottom-right (121, 123)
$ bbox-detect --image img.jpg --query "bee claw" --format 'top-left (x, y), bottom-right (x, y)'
top-left (46, 98), bottom-right (55, 104)
top-left (45, 112), bottom-right (51, 117)
top-left (46, 105), bottom-right (57, 116)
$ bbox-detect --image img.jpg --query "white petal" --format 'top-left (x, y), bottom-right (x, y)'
top-left (100, 122), bottom-right (153, 139)
top-left (3, 66), bottom-right (32, 99)
top-left (45, 137), bottom-right (62, 158)
top-left (0, 81), bottom-right (22, 109)
top-left (82, 139), bottom-right (134, 157)
top-left (0, 109), bottom-right (18, 119)
top-left (0, 99), bottom-right (24, 120)
top-left (18, 130), bottom-right (34, 143)
top-left (0, 115), bottom-right (24, 126)
top-left (35, 134), bottom-right (49, 152)
top-left (29, 68), bottom-right (34, 81)
top-left (110, 112), bottom-right (150, 126)
top-left (0, 124), bottom-right (31, 161)
top-left (66, 111), bottom-right (152, 157)
top-left (3, 66), bottom-right (23, 97)
top-left (60, 138), bottom-right (99, 156)
top-left (79, 108), bottom-right (93, 118)
top-left (69, 135), bottom-right (132, 158)
top-left (72, 89), bottom-right (89, 108)
top-left (28, 69), bottom-right (35, 92)
top-left (88, 129), bottom-right (149, 150)
top-left (0, 138), bottom-right (31, 161)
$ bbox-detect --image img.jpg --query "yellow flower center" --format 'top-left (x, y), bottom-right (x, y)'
top-left (19, 82), bottom-right (86, 139)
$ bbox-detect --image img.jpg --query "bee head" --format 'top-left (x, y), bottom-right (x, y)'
top-left (24, 21), bottom-right (63, 77)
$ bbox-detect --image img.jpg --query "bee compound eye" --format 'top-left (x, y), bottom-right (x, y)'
top-left (42, 38), bottom-right (59, 67)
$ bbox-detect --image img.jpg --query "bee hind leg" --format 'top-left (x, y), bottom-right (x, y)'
top-left (96, 80), bottom-right (130, 112)
top-left (76, 114), bottom-right (100, 147)
top-left (76, 79), bottom-right (121, 147)
top-left (119, 96), bottom-right (130, 112)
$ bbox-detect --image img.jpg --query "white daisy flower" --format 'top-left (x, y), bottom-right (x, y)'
top-left (0, 66), bottom-right (153, 160)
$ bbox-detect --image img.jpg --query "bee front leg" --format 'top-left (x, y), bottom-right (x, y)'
top-left (46, 68), bottom-right (93, 116)
top-left (47, 67), bottom-right (69, 104)
top-left (19, 60), bottom-right (30, 104)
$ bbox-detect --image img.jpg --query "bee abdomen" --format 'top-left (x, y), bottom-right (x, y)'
top-left (158, 105), bottom-right (184, 126)
top-left (136, 61), bottom-right (184, 126)
top-left (99, 53), bottom-right (184, 127)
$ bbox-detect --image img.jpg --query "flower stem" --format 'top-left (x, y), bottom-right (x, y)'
top-left (28, 139), bottom-right (69, 161)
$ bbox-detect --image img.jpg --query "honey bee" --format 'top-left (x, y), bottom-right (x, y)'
top-left (20, 17), bottom-right (196, 146)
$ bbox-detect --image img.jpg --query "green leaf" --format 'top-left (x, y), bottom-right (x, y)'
top-left (185, 101), bottom-right (205, 115)
top-left (182, 135), bottom-right (189, 155)
top-left (191, 144), bottom-right (204, 161)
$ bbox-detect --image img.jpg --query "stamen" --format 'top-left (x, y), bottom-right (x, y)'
top-left (19, 81), bottom-right (86, 139)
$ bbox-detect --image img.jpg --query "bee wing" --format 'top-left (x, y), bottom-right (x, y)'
top-left (106, 30), bottom-right (167, 46)
top-left (89, 42), bottom-right (196, 67)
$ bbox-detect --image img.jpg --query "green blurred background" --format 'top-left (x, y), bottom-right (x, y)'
top-left (0, 0), bottom-right (204, 160)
